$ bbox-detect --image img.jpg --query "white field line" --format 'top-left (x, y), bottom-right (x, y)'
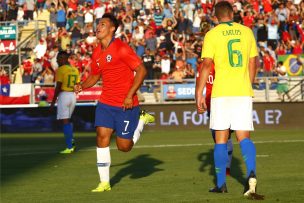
top-left (2, 139), bottom-right (304, 157)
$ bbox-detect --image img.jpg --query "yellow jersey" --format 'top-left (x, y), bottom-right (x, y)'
top-left (201, 22), bottom-right (258, 97)
top-left (56, 65), bottom-right (80, 92)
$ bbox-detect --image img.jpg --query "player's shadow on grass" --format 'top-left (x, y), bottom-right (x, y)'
top-left (197, 149), bottom-right (246, 186)
top-left (1, 135), bottom-right (96, 184)
top-left (110, 154), bottom-right (163, 187)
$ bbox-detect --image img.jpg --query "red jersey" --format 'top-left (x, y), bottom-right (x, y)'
top-left (263, 55), bottom-right (274, 71)
top-left (91, 38), bottom-right (142, 107)
top-left (196, 63), bottom-right (215, 111)
top-left (262, 0), bottom-right (272, 13)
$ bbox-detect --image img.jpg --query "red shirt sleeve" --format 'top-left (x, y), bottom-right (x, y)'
top-left (119, 43), bottom-right (142, 71)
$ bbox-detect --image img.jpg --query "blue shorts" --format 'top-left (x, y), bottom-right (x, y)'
top-left (95, 103), bottom-right (140, 139)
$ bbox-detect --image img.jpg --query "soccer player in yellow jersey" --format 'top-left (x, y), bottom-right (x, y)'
top-left (51, 51), bottom-right (80, 154)
top-left (195, 1), bottom-right (264, 200)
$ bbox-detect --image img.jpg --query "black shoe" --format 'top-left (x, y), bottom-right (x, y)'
top-left (209, 183), bottom-right (228, 193)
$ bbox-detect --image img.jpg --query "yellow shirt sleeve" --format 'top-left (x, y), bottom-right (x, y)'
top-left (201, 31), bottom-right (215, 60)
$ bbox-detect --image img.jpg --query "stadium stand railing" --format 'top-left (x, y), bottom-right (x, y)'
top-left (27, 77), bottom-right (304, 106)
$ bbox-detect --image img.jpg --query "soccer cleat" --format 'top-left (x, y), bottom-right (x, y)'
top-left (243, 171), bottom-right (265, 200)
top-left (91, 182), bottom-right (111, 192)
top-left (226, 168), bottom-right (231, 176)
top-left (244, 171), bottom-right (257, 195)
top-left (60, 147), bottom-right (75, 154)
top-left (209, 183), bottom-right (228, 193)
top-left (139, 110), bottom-right (155, 124)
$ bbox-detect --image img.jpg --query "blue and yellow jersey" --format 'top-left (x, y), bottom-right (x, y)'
top-left (56, 65), bottom-right (80, 92)
top-left (201, 22), bottom-right (258, 97)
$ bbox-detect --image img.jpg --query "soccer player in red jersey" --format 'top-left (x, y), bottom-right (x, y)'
top-left (196, 63), bottom-right (233, 176)
top-left (74, 13), bottom-right (154, 192)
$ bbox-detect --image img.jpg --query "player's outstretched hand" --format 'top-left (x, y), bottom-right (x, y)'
top-left (74, 83), bottom-right (82, 94)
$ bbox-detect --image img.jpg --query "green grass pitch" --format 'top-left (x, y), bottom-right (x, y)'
top-left (1, 129), bottom-right (304, 202)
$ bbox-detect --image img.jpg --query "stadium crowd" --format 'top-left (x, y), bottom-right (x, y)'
top-left (0, 0), bottom-right (303, 87)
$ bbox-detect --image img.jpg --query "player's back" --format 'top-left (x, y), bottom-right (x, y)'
top-left (203, 22), bottom-right (258, 97)
top-left (56, 65), bottom-right (80, 92)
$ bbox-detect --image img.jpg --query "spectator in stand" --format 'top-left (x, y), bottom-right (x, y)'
top-left (202, 0), bottom-right (213, 15)
top-left (233, 5), bottom-right (243, 24)
top-left (185, 40), bottom-right (199, 72)
top-left (132, 0), bottom-right (143, 17)
top-left (174, 47), bottom-right (186, 71)
top-left (33, 39), bottom-right (47, 60)
top-left (263, 50), bottom-right (275, 77)
top-left (67, 0), bottom-right (78, 12)
top-left (56, 3), bottom-right (67, 28)
top-left (142, 48), bottom-right (154, 80)
top-left (60, 32), bottom-right (71, 51)
top-left (243, 10), bottom-right (255, 29)
top-left (41, 68), bottom-right (54, 85)
top-left (161, 53), bottom-right (171, 74)
top-left (36, 0), bottom-right (45, 13)
top-left (162, 15), bottom-right (177, 32)
top-left (193, 7), bottom-right (204, 33)
top-left (290, 40), bottom-right (303, 54)
top-left (94, 2), bottom-right (106, 26)
top-left (171, 31), bottom-right (186, 53)
top-left (143, 0), bottom-right (153, 15)
top-left (262, 0), bottom-right (273, 14)
top-left (183, 0), bottom-right (195, 23)
top-left (154, 6), bottom-right (164, 36)
top-left (21, 58), bottom-right (33, 83)
top-left (176, 11), bottom-right (192, 34)
top-left (84, 2), bottom-right (94, 27)
top-left (48, 3), bottom-right (57, 26)
top-left (184, 63), bottom-right (195, 79)
top-left (70, 21), bottom-right (82, 48)
top-left (275, 61), bottom-right (291, 101)
top-left (17, 5), bottom-right (24, 21)
top-left (85, 30), bottom-right (97, 47)
top-left (32, 58), bottom-right (43, 82)
top-left (122, 14), bottom-right (133, 33)
top-left (152, 54), bottom-right (162, 80)
top-left (75, 5), bottom-right (85, 28)
top-left (267, 18), bottom-right (279, 50)
top-left (66, 11), bottom-right (76, 31)
top-left (171, 65), bottom-right (186, 83)
top-left (276, 42), bottom-right (287, 55)
top-left (276, 2), bottom-right (289, 37)
top-left (144, 30), bottom-right (157, 55)
top-left (0, 68), bottom-right (10, 85)
top-left (24, 0), bottom-right (35, 20)
top-left (49, 45), bottom-right (59, 71)
top-left (7, 0), bottom-right (18, 21)
top-left (256, 18), bottom-right (268, 46)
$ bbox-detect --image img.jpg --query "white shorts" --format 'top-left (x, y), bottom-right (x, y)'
top-left (57, 92), bottom-right (76, 120)
top-left (210, 96), bottom-right (254, 131)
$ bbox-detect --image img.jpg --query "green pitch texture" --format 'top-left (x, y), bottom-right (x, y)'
top-left (1, 130), bottom-right (304, 203)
